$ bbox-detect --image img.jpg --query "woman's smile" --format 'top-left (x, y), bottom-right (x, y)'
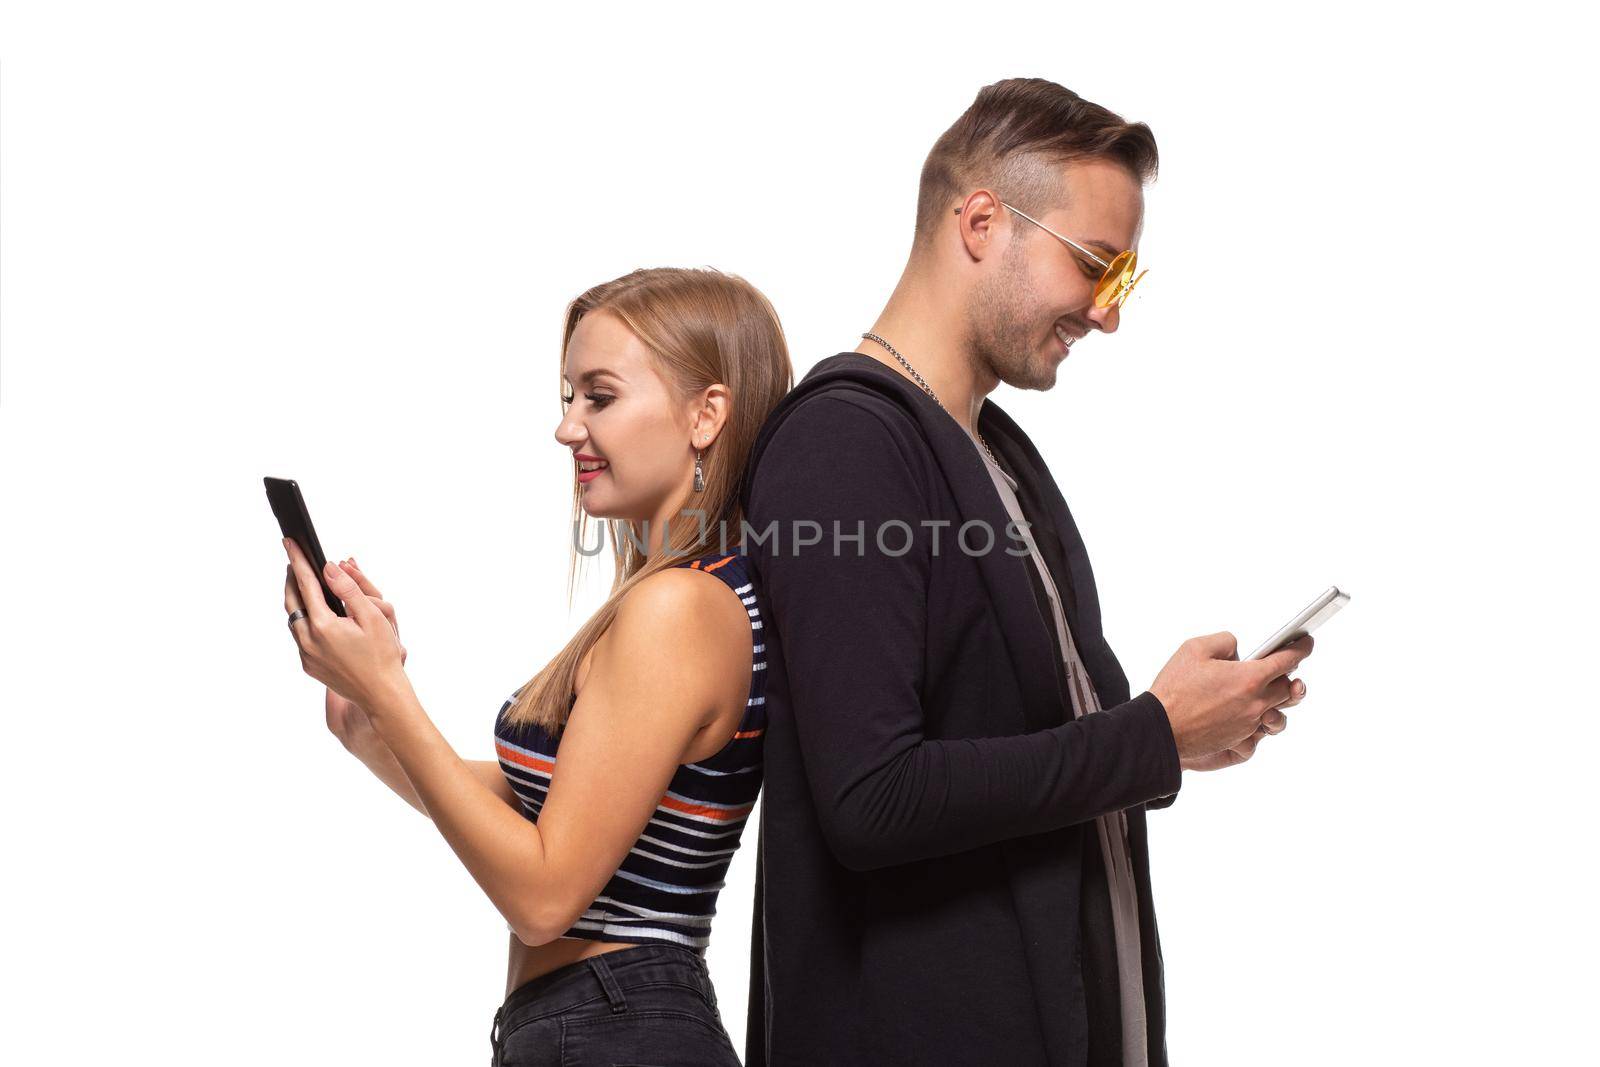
top-left (574, 453), bottom-right (609, 484)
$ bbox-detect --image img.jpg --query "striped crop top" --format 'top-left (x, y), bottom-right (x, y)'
top-left (492, 550), bottom-right (767, 950)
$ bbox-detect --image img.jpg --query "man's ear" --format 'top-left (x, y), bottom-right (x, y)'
top-left (954, 190), bottom-right (1004, 262)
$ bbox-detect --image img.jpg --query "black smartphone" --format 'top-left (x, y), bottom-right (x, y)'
top-left (264, 476), bottom-right (347, 618)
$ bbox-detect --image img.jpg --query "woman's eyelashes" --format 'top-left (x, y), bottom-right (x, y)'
top-left (559, 391), bottom-right (616, 410)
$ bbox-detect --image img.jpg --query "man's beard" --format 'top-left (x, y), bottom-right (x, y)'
top-left (966, 245), bottom-right (1060, 392)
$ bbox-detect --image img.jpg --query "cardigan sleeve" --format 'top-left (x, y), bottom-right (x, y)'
top-left (747, 394), bottom-right (1183, 872)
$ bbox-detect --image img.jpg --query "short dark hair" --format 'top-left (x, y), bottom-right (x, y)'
top-left (914, 78), bottom-right (1159, 247)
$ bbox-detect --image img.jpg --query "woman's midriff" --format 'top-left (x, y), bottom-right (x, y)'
top-left (505, 935), bottom-right (640, 997)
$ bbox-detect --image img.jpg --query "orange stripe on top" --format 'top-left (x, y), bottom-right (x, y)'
top-left (495, 742), bottom-right (555, 776)
top-left (660, 794), bottom-right (755, 821)
top-left (489, 549), bottom-right (766, 954)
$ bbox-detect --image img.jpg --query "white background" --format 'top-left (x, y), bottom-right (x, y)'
top-left (2, 3), bottom-right (1595, 1063)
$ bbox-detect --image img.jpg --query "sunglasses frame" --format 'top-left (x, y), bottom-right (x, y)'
top-left (954, 201), bottom-right (1146, 309)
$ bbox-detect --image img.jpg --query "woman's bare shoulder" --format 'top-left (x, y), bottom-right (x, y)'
top-left (613, 566), bottom-right (749, 658)
top-left (580, 565), bottom-right (749, 720)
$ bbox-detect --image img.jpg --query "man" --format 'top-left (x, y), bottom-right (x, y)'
top-left (737, 78), bottom-right (1314, 1066)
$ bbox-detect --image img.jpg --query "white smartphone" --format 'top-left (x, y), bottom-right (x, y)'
top-left (1243, 586), bottom-right (1350, 661)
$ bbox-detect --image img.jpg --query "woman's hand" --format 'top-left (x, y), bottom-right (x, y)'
top-left (316, 559), bottom-right (409, 750)
top-left (281, 538), bottom-right (408, 713)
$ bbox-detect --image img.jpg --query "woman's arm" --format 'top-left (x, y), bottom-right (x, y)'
top-left (357, 568), bottom-right (746, 946)
top-left (311, 560), bottom-right (521, 817)
top-left (337, 724), bottom-right (514, 818)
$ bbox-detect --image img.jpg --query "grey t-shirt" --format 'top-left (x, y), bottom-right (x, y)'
top-left (968, 429), bottom-right (1150, 1067)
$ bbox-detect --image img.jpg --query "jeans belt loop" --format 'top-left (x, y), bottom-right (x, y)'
top-left (587, 952), bottom-right (629, 1014)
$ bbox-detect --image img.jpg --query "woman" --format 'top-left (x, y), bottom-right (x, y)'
top-left (279, 266), bottom-right (793, 1065)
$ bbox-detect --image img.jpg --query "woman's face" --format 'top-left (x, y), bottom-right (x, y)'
top-left (554, 309), bottom-right (704, 521)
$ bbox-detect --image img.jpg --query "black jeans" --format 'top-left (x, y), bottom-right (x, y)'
top-left (488, 943), bottom-right (743, 1066)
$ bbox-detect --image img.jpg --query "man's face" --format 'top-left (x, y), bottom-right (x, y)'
top-left (968, 157), bottom-right (1145, 391)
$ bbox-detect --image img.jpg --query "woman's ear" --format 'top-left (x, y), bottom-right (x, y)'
top-left (692, 383), bottom-right (732, 447)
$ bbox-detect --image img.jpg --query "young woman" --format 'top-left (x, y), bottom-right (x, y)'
top-left (278, 267), bottom-right (792, 1065)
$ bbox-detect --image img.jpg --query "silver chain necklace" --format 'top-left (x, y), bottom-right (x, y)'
top-left (860, 331), bottom-right (1001, 468)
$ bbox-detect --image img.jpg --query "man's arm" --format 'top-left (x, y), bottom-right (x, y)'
top-left (750, 395), bottom-right (1180, 872)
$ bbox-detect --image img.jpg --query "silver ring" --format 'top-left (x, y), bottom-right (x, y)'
top-left (286, 608), bottom-right (308, 628)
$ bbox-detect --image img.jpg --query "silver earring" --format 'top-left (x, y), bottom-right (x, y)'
top-left (693, 448), bottom-right (705, 492)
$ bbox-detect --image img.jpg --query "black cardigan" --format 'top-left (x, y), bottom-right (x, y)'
top-left (736, 353), bottom-right (1183, 1066)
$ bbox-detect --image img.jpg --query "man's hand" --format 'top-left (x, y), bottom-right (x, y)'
top-left (1150, 632), bottom-right (1314, 763)
top-left (1178, 672), bottom-right (1307, 772)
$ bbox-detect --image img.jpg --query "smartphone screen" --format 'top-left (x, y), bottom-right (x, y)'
top-left (264, 476), bottom-right (347, 618)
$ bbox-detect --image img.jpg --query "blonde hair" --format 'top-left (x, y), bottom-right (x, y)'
top-left (502, 267), bottom-right (793, 732)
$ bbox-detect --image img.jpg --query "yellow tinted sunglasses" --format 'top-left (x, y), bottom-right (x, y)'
top-left (956, 201), bottom-right (1148, 309)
